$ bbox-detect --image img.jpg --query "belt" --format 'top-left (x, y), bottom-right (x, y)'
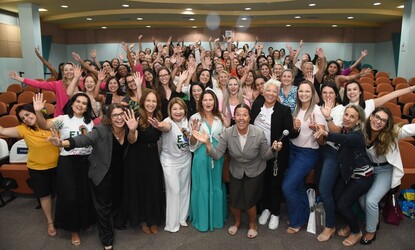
top-left (372, 162), bottom-right (389, 167)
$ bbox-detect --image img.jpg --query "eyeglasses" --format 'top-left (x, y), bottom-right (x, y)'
top-left (373, 114), bottom-right (388, 123)
top-left (111, 113), bottom-right (124, 119)
top-left (159, 74), bottom-right (170, 78)
top-left (127, 80), bottom-right (135, 84)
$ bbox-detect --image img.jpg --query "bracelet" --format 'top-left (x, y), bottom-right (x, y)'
top-left (325, 117), bottom-right (333, 122)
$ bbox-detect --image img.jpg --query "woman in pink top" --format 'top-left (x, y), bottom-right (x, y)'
top-left (8, 62), bottom-right (76, 117)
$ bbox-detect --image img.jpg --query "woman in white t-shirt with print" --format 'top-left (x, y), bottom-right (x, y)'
top-left (34, 92), bottom-right (94, 246)
top-left (160, 97), bottom-right (192, 232)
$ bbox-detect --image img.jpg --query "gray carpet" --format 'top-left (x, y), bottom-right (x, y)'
top-left (0, 196), bottom-right (414, 250)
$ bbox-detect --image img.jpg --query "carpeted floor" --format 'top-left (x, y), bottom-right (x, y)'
top-left (0, 196), bottom-right (414, 250)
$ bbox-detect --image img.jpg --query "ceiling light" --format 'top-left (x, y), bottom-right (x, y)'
top-left (309, 3), bottom-right (316, 7)
top-left (332, 24), bottom-right (338, 27)
top-left (295, 16), bottom-right (301, 19)
top-left (239, 25), bottom-right (244, 28)
top-left (86, 18), bottom-right (92, 21)
top-left (101, 26), bottom-right (107, 29)
top-left (39, 8), bottom-right (48, 12)
top-left (397, 5), bottom-right (404, 8)
top-left (137, 17), bottom-right (143, 20)
top-left (122, 4), bottom-right (129, 8)
top-left (189, 18), bottom-right (195, 21)
top-left (186, 8), bottom-right (192, 11)
top-left (192, 26), bottom-right (197, 29)
top-left (241, 17), bottom-right (248, 21)
top-left (61, 5), bottom-right (68, 8)
top-left (286, 24), bottom-right (291, 27)
top-left (182, 11), bottom-right (194, 15)
top-left (373, 3), bottom-right (381, 6)
top-left (347, 16), bottom-right (354, 19)
top-left (245, 7), bottom-right (251, 11)
top-left (146, 25), bottom-right (151, 28)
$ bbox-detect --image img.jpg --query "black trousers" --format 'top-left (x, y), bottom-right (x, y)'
top-left (260, 160), bottom-right (286, 216)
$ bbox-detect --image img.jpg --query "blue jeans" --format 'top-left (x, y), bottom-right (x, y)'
top-left (319, 145), bottom-right (340, 228)
top-left (359, 164), bottom-right (393, 233)
top-left (334, 175), bottom-right (374, 234)
top-left (282, 144), bottom-right (319, 228)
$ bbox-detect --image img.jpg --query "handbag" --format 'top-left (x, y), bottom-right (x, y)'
top-left (306, 188), bottom-right (316, 234)
top-left (382, 193), bottom-right (403, 225)
top-left (398, 189), bottom-right (415, 219)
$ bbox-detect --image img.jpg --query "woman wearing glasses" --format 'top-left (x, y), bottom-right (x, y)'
top-left (156, 67), bottom-right (185, 119)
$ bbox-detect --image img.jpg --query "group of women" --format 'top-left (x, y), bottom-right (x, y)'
top-left (4, 37), bottom-right (415, 249)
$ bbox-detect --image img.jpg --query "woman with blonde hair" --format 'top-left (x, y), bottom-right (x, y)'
top-left (221, 77), bottom-right (251, 125)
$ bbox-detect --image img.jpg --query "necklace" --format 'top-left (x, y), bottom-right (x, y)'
top-left (113, 129), bottom-right (124, 140)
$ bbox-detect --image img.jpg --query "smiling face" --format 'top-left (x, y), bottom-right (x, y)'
top-left (201, 93), bottom-right (215, 113)
top-left (117, 65), bottom-right (128, 77)
top-left (144, 92), bottom-right (158, 115)
top-left (63, 64), bottom-right (74, 80)
top-left (321, 86), bottom-right (336, 104)
top-left (108, 78), bottom-right (119, 93)
top-left (170, 103), bottom-right (185, 122)
top-left (110, 108), bottom-right (126, 128)
top-left (281, 71), bottom-right (293, 87)
top-left (102, 62), bottom-right (112, 74)
top-left (370, 110), bottom-right (389, 132)
top-left (346, 82), bottom-right (361, 103)
top-left (71, 95), bottom-right (89, 117)
top-left (126, 76), bottom-right (136, 90)
top-left (84, 75), bottom-right (96, 92)
top-left (273, 64), bottom-right (284, 77)
top-left (111, 59), bottom-right (119, 68)
top-left (260, 65), bottom-right (270, 77)
top-left (227, 78), bottom-right (239, 95)
top-left (144, 71), bottom-right (153, 82)
top-left (191, 85), bottom-right (203, 102)
top-left (158, 69), bottom-right (170, 86)
top-left (327, 63), bottom-right (339, 75)
top-left (18, 110), bottom-right (36, 127)
top-left (255, 78), bottom-right (265, 94)
top-left (235, 106), bottom-right (250, 133)
top-left (298, 83), bottom-right (313, 105)
top-left (199, 70), bottom-right (211, 85)
top-left (264, 84), bottom-right (278, 105)
top-left (218, 71), bottom-right (229, 87)
top-left (342, 107), bottom-right (361, 131)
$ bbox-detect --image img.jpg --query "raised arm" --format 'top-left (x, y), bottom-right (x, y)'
top-left (34, 47), bottom-right (59, 80)
top-left (33, 93), bottom-right (55, 130)
top-left (121, 41), bottom-right (136, 72)
top-left (315, 48), bottom-right (326, 83)
top-left (89, 49), bottom-right (101, 69)
top-left (0, 126), bottom-right (21, 138)
top-left (138, 35), bottom-right (143, 52)
top-left (349, 50), bottom-right (368, 71)
top-left (373, 86), bottom-right (415, 107)
top-left (66, 65), bottom-right (83, 97)
top-left (72, 52), bottom-right (98, 78)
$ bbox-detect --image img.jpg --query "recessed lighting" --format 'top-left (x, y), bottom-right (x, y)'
top-left (192, 26), bottom-right (197, 29)
top-left (347, 16), bottom-right (354, 19)
top-left (286, 24), bottom-right (291, 27)
top-left (239, 25), bottom-right (244, 28)
top-left (186, 8), bottom-right (192, 11)
top-left (61, 5), bottom-right (68, 8)
top-left (39, 8), bottom-right (48, 12)
top-left (373, 3), bottom-right (381, 6)
top-left (397, 5), bottom-right (404, 8)
top-left (309, 3), bottom-right (316, 7)
top-left (122, 4), bottom-right (129, 8)
top-left (101, 26), bottom-right (107, 29)
top-left (245, 7), bottom-right (251, 11)
top-left (241, 17), bottom-right (248, 21)
top-left (182, 11), bottom-right (194, 15)
top-left (332, 24), bottom-right (338, 27)
top-left (295, 16), bottom-right (301, 19)
top-left (86, 17), bottom-right (93, 21)
top-left (137, 17), bottom-right (143, 20)
top-left (189, 18), bottom-right (195, 21)
top-left (146, 25), bottom-right (151, 28)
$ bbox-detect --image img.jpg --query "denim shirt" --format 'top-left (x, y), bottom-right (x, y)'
top-left (279, 85), bottom-right (297, 114)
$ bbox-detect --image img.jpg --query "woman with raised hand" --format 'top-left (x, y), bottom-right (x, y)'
top-left (124, 89), bottom-right (170, 235)
top-left (48, 103), bottom-right (138, 250)
top-left (189, 89), bottom-right (228, 232)
top-left (192, 103), bottom-right (282, 238)
top-left (316, 82), bottom-right (344, 242)
top-left (160, 98), bottom-right (192, 232)
top-left (0, 104), bottom-right (60, 238)
top-left (8, 62), bottom-right (77, 117)
top-left (34, 93), bottom-right (95, 246)
top-left (314, 104), bottom-right (373, 247)
top-left (221, 77), bottom-right (251, 126)
top-left (358, 107), bottom-right (415, 245)
top-left (121, 72), bottom-right (143, 113)
top-left (282, 80), bottom-right (326, 234)
top-left (251, 79), bottom-right (298, 231)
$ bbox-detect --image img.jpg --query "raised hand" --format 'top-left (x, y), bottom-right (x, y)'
top-left (72, 52), bottom-right (82, 62)
top-left (97, 69), bottom-right (106, 83)
top-left (133, 72), bottom-right (143, 88)
top-left (148, 116), bottom-right (163, 129)
top-left (129, 43), bottom-right (135, 50)
top-left (32, 93), bottom-right (46, 112)
top-left (118, 53), bottom-right (124, 62)
top-left (305, 71), bottom-right (314, 82)
top-left (121, 41), bottom-right (129, 52)
top-left (90, 49), bottom-right (97, 59)
top-left (74, 65), bottom-right (83, 79)
top-left (8, 71), bottom-right (21, 81)
top-left (34, 46), bottom-right (41, 56)
top-left (321, 98), bottom-right (334, 118)
top-left (191, 130), bottom-right (209, 144)
top-left (179, 70), bottom-right (189, 83)
top-left (47, 128), bottom-right (63, 147)
top-left (191, 118), bottom-right (201, 131)
top-left (313, 125), bottom-right (328, 139)
top-left (123, 109), bottom-right (138, 131)
top-left (361, 49), bottom-right (368, 57)
top-left (138, 35), bottom-right (143, 40)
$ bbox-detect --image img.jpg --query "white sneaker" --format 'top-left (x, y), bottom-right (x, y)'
top-left (258, 209), bottom-right (271, 225)
top-left (268, 215), bottom-right (279, 230)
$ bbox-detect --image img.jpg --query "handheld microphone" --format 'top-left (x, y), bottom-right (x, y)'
top-left (278, 130), bottom-right (290, 141)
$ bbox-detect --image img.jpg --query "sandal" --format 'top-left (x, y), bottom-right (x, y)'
top-left (104, 246), bottom-right (113, 250)
top-left (338, 227), bottom-right (351, 237)
top-left (228, 226), bottom-right (238, 236)
top-left (71, 232), bottom-right (81, 246)
top-left (286, 227), bottom-right (301, 234)
top-left (47, 222), bottom-right (57, 237)
top-left (247, 228), bottom-right (258, 239)
top-left (317, 228), bottom-right (335, 242)
top-left (343, 232), bottom-right (363, 247)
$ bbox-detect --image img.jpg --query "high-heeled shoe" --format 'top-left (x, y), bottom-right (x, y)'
top-left (342, 232), bottom-right (363, 247)
top-left (317, 228), bottom-right (335, 242)
top-left (360, 232), bottom-right (377, 245)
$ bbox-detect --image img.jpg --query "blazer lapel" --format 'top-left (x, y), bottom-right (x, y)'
top-left (231, 126), bottom-right (243, 154)
top-left (242, 125), bottom-right (255, 154)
